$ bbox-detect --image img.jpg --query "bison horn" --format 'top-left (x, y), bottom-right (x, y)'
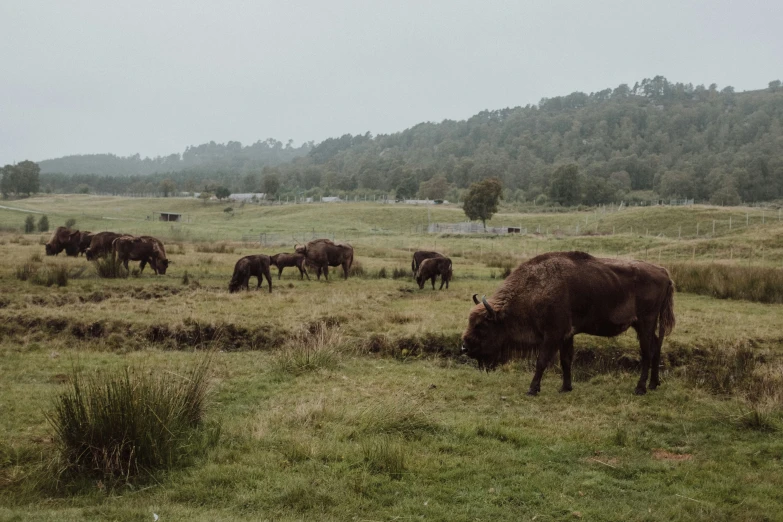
top-left (481, 295), bottom-right (496, 318)
top-left (472, 294), bottom-right (480, 305)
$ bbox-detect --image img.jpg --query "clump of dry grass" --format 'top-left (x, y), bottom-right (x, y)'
top-left (668, 263), bottom-right (783, 303)
top-left (272, 322), bottom-right (343, 375)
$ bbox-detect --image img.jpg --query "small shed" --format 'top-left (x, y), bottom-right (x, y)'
top-left (157, 212), bottom-right (182, 222)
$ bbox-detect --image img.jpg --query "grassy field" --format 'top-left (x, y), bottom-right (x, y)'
top-left (1, 196), bottom-right (783, 521)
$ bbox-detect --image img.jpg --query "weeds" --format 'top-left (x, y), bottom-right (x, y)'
top-left (31, 264), bottom-right (69, 287)
top-left (376, 267), bottom-right (387, 279)
top-left (94, 256), bottom-right (128, 279)
top-left (194, 242), bottom-right (234, 254)
top-left (668, 263), bottom-right (783, 304)
top-left (15, 262), bottom-right (39, 281)
top-left (391, 267), bottom-right (409, 279)
top-left (46, 356), bottom-right (217, 483)
top-left (182, 270), bottom-right (190, 285)
top-left (272, 323), bottom-right (342, 375)
top-left (361, 437), bottom-right (406, 479)
top-left (349, 260), bottom-right (365, 278)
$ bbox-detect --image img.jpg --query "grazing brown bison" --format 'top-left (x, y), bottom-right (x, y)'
top-left (112, 235), bottom-right (170, 275)
top-left (295, 239), bottom-right (353, 280)
top-left (416, 257), bottom-right (453, 290)
top-left (228, 255), bottom-right (273, 293)
top-left (270, 253), bottom-right (310, 280)
top-left (411, 250), bottom-right (444, 276)
top-left (85, 231), bottom-right (122, 260)
top-left (45, 227), bottom-right (81, 256)
top-left (461, 251), bottom-right (675, 396)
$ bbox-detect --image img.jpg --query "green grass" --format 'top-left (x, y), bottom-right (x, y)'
top-left (1, 197), bottom-right (783, 520)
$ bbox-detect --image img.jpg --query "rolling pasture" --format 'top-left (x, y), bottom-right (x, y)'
top-left (1, 196), bottom-right (783, 521)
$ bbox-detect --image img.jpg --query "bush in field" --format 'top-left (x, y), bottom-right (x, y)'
top-left (376, 267), bottom-right (387, 279)
top-left (273, 323), bottom-right (341, 375)
top-left (37, 215), bottom-right (49, 232)
top-left (94, 256), bottom-right (127, 279)
top-left (15, 261), bottom-right (38, 281)
top-left (24, 215), bottom-right (35, 233)
top-left (64, 218), bottom-right (76, 229)
top-left (47, 357), bottom-right (217, 482)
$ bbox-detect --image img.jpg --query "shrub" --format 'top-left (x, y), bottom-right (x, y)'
top-left (94, 256), bottom-right (128, 279)
top-left (361, 437), bottom-right (406, 479)
top-left (64, 218), bottom-right (76, 229)
top-left (37, 215), bottom-right (49, 233)
top-left (47, 357), bottom-right (216, 482)
top-left (376, 267), bottom-right (388, 279)
top-left (24, 216), bottom-right (35, 233)
top-left (392, 267), bottom-right (409, 279)
top-left (182, 270), bottom-right (190, 285)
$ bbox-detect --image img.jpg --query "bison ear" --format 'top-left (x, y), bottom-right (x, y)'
top-left (472, 294), bottom-right (480, 305)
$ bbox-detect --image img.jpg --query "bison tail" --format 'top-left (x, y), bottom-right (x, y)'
top-left (658, 280), bottom-right (675, 338)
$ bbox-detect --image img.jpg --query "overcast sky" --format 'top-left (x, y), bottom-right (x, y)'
top-left (1, 0), bottom-right (781, 164)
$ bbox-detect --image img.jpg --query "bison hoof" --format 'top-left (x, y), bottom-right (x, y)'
top-left (526, 389), bottom-right (539, 397)
top-left (559, 386), bottom-right (572, 393)
top-left (634, 387), bottom-right (647, 396)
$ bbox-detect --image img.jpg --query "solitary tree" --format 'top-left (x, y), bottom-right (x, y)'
top-left (24, 215), bottom-right (35, 233)
top-left (214, 186), bottom-right (231, 200)
top-left (1, 160), bottom-right (40, 197)
top-left (462, 177), bottom-right (503, 230)
top-left (37, 215), bottom-right (49, 232)
top-left (160, 179), bottom-right (176, 197)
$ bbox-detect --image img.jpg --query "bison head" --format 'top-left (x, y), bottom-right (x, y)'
top-left (85, 248), bottom-right (95, 261)
top-left (45, 243), bottom-right (56, 256)
top-left (228, 280), bottom-right (242, 293)
top-left (157, 258), bottom-right (170, 275)
top-left (294, 244), bottom-right (306, 255)
top-left (461, 294), bottom-right (510, 369)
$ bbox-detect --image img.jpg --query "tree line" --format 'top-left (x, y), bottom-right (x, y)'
top-left (11, 76), bottom-right (783, 206)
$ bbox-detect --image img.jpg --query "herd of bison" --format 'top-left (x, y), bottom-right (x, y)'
top-left (42, 226), bottom-right (676, 396)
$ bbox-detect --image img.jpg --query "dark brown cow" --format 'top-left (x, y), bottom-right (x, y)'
top-left (270, 253), bottom-right (310, 280)
top-left (411, 250), bottom-right (444, 276)
top-left (228, 255), bottom-right (273, 293)
top-left (295, 239), bottom-right (353, 280)
top-left (461, 251), bottom-right (675, 396)
top-left (416, 257), bottom-right (453, 290)
top-left (77, 231), bottom-right (93, 256)
top-left (112, 235), bottom-right (170, 275)
top-left (45, 227), bottom-right (81, 256)
top-left (85, 232), bottom-right (122, 260)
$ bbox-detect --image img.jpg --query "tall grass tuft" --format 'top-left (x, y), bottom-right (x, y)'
top-left (31, 264), bottom-right (69, 287)
top-left (47, 356), bottom-right (217, 483)
top-left (349, 260), bottom-right (365, 278)
top-left (272, 322), bottom-right (341, 375)
top-left (94, 256), bottom-right (128, 279)
top-left (685, 341), bottom-right (756, 395)
top-left (361, 437), bottom-right (406, 479)
top-left (667, 263), bottom-right (783, 304)
top-left (194, 242), bottom-right (234, 254)
top-left (15, 262), bottom-right (39, 281)
top-left (376, 267), bottom-right (388, 279)
top-left (391, 267), bottom-right (409, 279)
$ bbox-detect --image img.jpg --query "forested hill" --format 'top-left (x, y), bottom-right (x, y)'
top-left (38, 139), bottom-right (311, 179)
top-left (280, 77), bottom-right (783, 205)
top-left (37, 77), bottom-right (783, 204)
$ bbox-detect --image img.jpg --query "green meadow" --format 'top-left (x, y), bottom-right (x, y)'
top-left (1, 195), bottom-right (782, 521)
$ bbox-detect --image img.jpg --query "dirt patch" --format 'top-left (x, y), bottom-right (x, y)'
top-left (652, 449), bottom-right (693, 462)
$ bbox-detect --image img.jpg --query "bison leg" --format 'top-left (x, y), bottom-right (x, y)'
top-left (342, 262), bottom-right (349, 279)
top-left (634, 322), bottom-right (656, 395)
top-left (265, 268), bottom-right (273, 293)
top-left (559, 337), bottom-right (574, 392)
top-left (439, 275), bottom-right (447, 290)
top-left (139, 259), bottom-right (147, 273)
top-left (649, 333), bottom-right (663, 390)
top-left (323, 265), bottom-right (329, 281)
top-left (300, 265), bottom-right (310, 280)
top-left (277, 267), bottom-right (284, 280)
top-left (528, 339), bottom-right (558, 396)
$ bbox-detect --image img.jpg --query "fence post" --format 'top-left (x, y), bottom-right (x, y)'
top-left (712, 220), bottom-right (715, 235)
top-left (678, 226), bottom-right (681, 239)
top-left (696, 222), bottom-right (699, 236)
top-left (729, 216), bottom-right (732, 230)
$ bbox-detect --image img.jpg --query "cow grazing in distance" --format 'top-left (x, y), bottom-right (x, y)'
top-left (112, 235), bottom-right (170, 275)
top-left (270, 253), bottom-right (310, 280)
top-left (85, 232), bottom-right (122, 261)
top-left (461, 251), bottom-right (675, 396)
top-left (411, 250), bottom-right (444, 276)
top-left (229, 254), bottom-right (273, 293)
top-left (416, 257), bottom-right (453, 290)
top-left (295, 239), bottom-right (354, 280)
top-left (45, 227), bottom-right (81, 257)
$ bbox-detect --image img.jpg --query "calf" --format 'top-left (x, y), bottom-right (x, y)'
top-left (416, 257), bottom-right (453, 290)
